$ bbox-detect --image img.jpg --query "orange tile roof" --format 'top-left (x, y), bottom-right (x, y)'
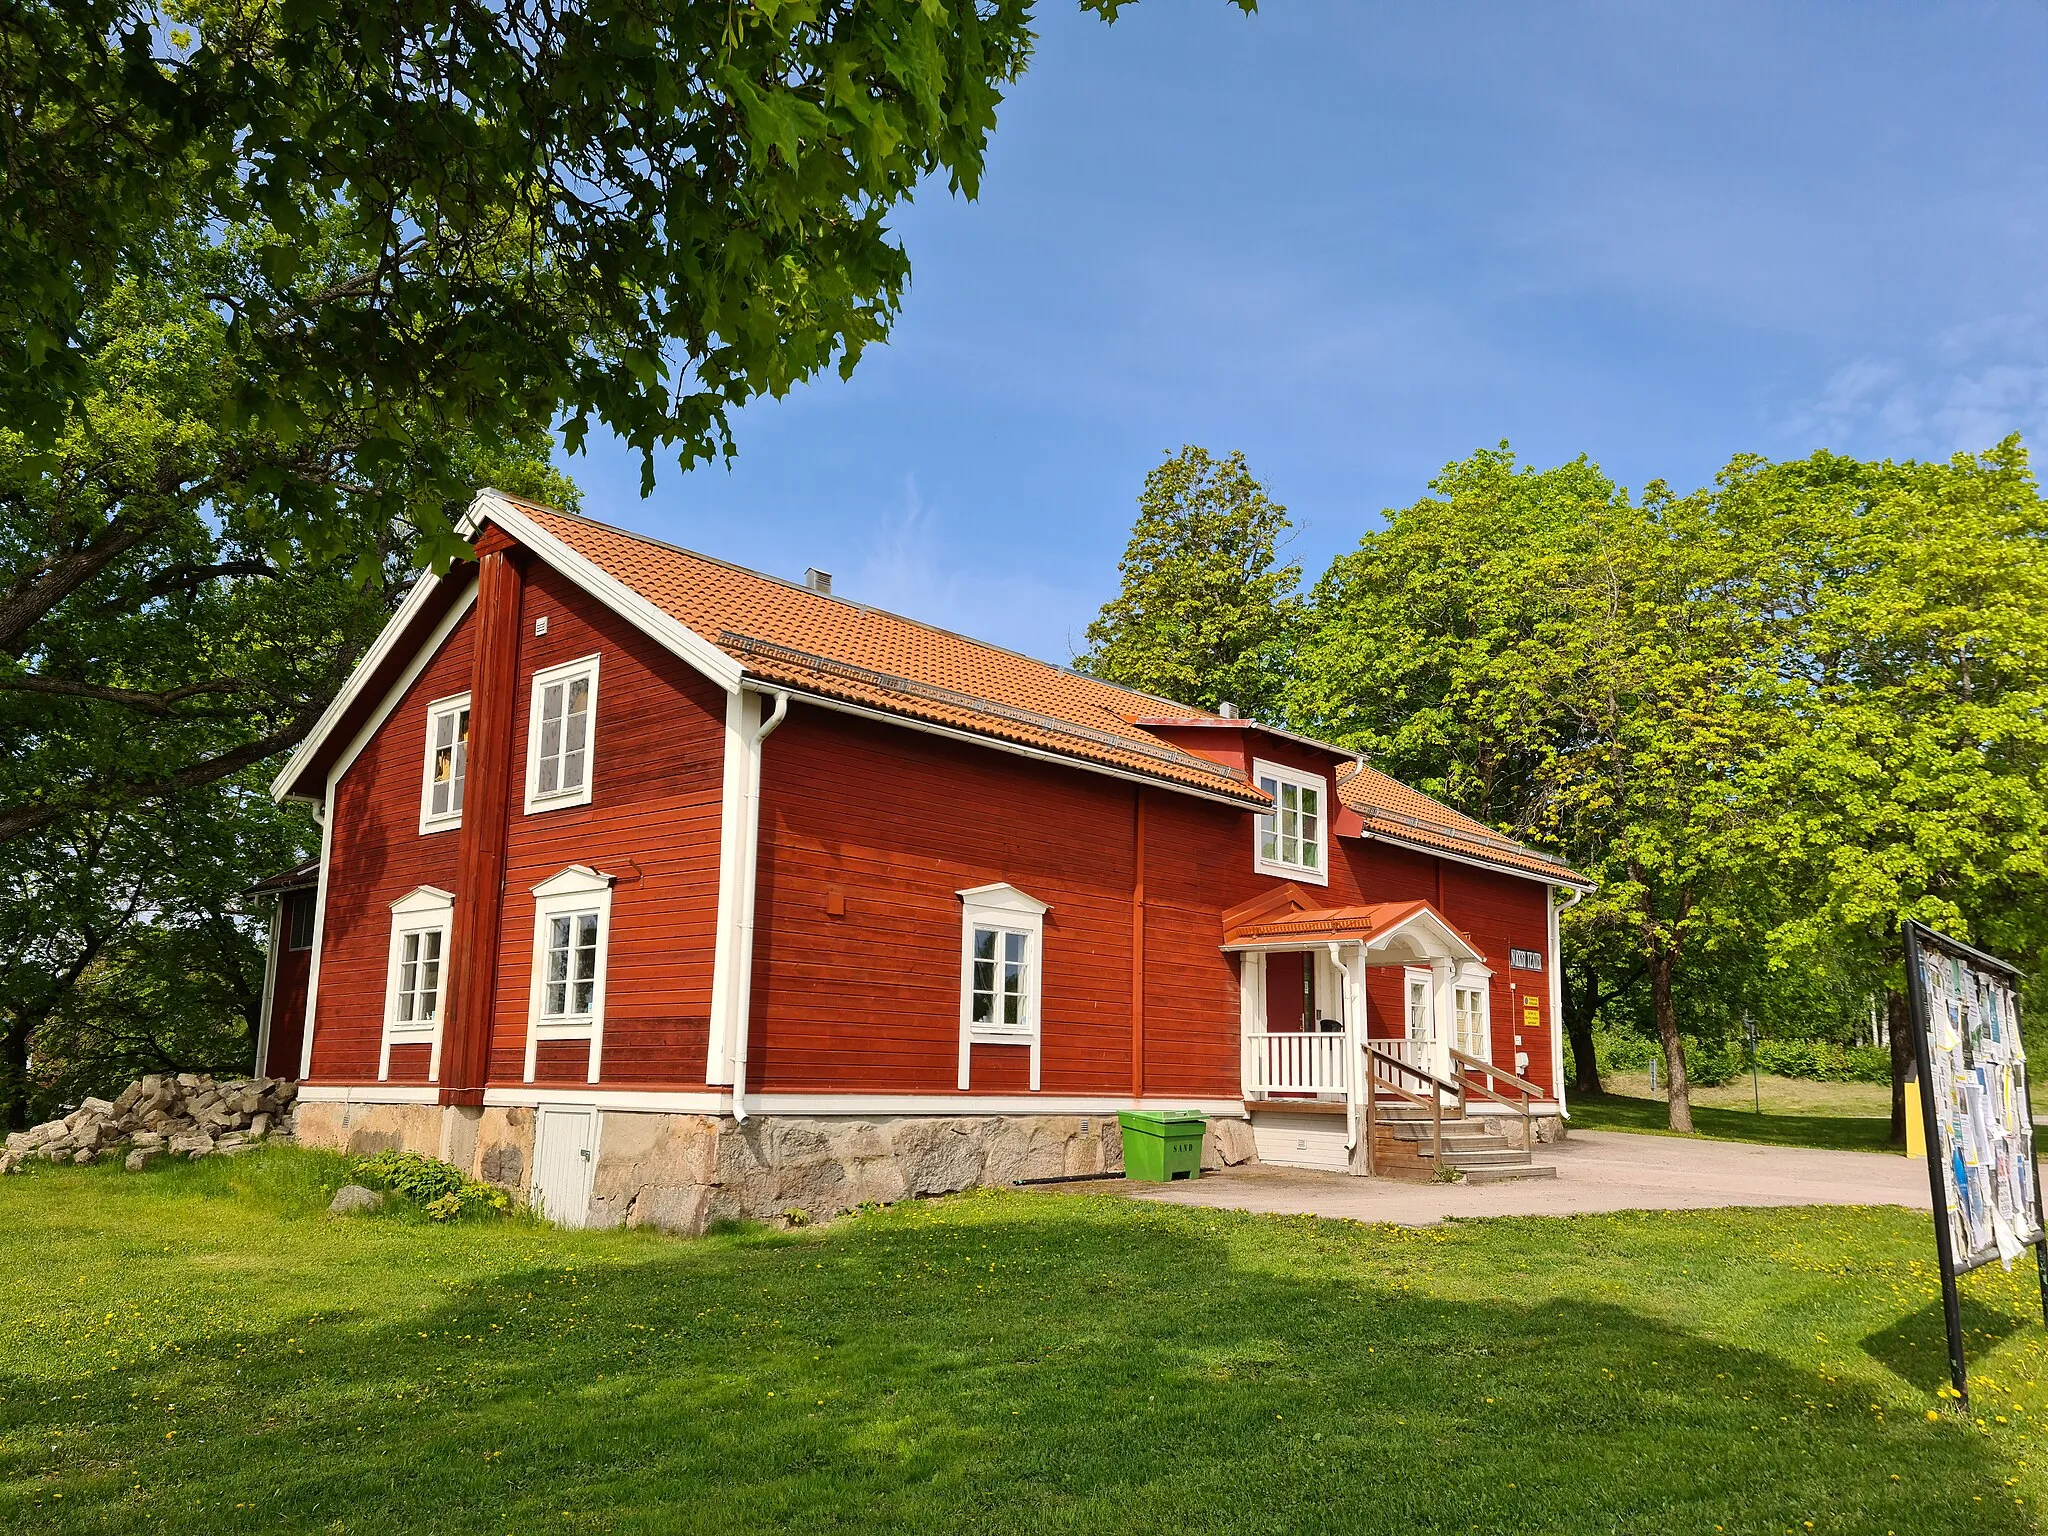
top-left (502, 497), bottom-right (1268, 806)
top-left (1337, 764), bottom-right (1588, 886)
top-left (1226, 898), bottom-right (1434, 947)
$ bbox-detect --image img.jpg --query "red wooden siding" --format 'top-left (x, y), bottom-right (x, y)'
top-left (309, 612), bottom-right (475, 1083)
top-left (748, 705), bottom-right (1141, 1095)
top-left (261, 892), bottom-right (314, 1078)
top-left (484, 559), bottom-right (728, 1088)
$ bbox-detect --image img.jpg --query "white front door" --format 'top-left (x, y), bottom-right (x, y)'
top-left (532, 1107), bottom-right (598, 1227)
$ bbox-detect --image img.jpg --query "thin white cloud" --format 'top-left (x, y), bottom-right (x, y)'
top-left (1786, 301), bottom-right (2048, 457)
top-left (848, 478), bottom-right (1101, 666)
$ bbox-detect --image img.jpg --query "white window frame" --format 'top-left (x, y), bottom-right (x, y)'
top-left (1451, 967), bottom-right (1493, 1062)
top-left (524, 654), bottom-right (601, 814)
top-left (1252, 758), bottom-right (1329, 886)
top-left (1404, 965), bottom-right (1435, 1044)
top-left (380, 886), bottom-right (455, 1082)
top-left (524, 865), bottom-right (614, 1083)
top-left (418, 691), bottom-right (472, 834)
top-left (956, 882), bottom-right (1049, 1092)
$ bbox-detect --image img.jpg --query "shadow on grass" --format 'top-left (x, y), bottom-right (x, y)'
top-left (0, 1166), bottom-right (2031, 1536)
top-left (1571, 1090), bottom-right (1900, 1153)
top-left (1861, 1290), bottom-right (2039, 1394)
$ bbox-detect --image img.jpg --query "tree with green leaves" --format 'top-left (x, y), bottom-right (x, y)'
top-left (1077, 445), bottom-right (1302, 717)
top-left (4, 1), bottom-right (1250, 588)
top-left (0, 231), bottom-right (579, 844)
top-left (1713, 440), bottom-right (2048, 1143)
top-left (1292, 447), bottom-right (1794, 1132)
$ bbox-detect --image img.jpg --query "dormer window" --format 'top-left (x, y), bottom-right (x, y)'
top-left (1253, 759), bottom-right (1328, 884)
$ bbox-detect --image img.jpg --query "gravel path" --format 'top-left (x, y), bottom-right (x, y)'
top-left (1113, 1128), bottom-right (1930, 1226)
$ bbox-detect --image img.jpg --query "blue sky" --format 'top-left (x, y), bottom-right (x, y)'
top-left (557, 1), bottom-right (2048, 664)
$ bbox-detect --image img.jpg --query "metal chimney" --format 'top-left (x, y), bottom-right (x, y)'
top-left (804, 567), bottom-right (833, 596)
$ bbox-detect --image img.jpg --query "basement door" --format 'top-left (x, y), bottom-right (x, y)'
top-left (531, 1107), bottom-right (598, 1228)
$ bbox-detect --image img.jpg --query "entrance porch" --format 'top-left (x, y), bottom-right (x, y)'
top-left (1222, 887), bottom-right (1554, 1180)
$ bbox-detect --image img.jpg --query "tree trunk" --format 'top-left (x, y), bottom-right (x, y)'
top-left (1564, 967), bottom-right (1604, 1095)
top-left (1, 1015), bottom-right (31, 1131)
top-left (1648, 948), bottom-right (1692, 1132)
top-left (1887, 988), bottom-right (1911, 1149)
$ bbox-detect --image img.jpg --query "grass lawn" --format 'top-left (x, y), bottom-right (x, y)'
top-left (1569, 1078), bottom-right (1904, 1155)
top-left (9, 1150), bottom-right (2048, 1533)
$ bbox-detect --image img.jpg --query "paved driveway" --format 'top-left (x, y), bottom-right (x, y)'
top-left (1119, 1128), bottom-right (1931, 1226)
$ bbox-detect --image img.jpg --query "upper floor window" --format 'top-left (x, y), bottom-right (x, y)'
top-left (419, 693), bottom-right (470, 832)
top-left (525, 655), bottom-right (600, 812)
top-left (1252, 759), bottom-right (1328, 884)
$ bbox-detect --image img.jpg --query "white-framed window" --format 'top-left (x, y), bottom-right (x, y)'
top-left (957, 882), bottom-right (1050, 1092)
top-left (524, 865), bottom-right (613, 1083)
top-left (1452, 980), bottom-right (1491, 1061)
top-left (524, 654), bottom-right (600, 813)
top-left (418, 692), bottom-right (471, 832)
top-left (380, 886), bottom-right (454, 1081)
top-left (1252, 758), bottom-right (1328, 885)
top-left (1404, 966), bottom-right (1434, 1043)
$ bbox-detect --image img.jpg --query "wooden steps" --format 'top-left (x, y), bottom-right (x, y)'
top-left (1372, 1103), bottom-right (1555, 1181)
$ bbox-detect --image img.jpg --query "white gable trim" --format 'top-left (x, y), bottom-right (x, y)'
top-left (1364, 906), bottom-right (1486, 967)
top-left (270, 570), bottom-right (463, 802)
top-left (467, 490), bottom-right (744, 692)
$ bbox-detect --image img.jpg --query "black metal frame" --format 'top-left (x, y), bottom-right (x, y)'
top-left (1900, 918), bottom-right (2048, 1413)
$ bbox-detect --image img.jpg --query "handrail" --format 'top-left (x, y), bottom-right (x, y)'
top-left (1362, 1043), bottom-right (1462, 1170)
top-left (1365, 1045), bottom-right (1465, 1105)
top-left (1450, 1048), bottom-right (1543, 1101)
top-left (1448, 1049), bottom-right (1537, 1152)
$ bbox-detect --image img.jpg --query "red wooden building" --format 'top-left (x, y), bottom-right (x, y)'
top-left (265, 491), bottom-right (1588, 1228)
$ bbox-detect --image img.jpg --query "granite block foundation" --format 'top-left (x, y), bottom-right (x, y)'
top-left (294, 1101), bottom-right (1262, 1233)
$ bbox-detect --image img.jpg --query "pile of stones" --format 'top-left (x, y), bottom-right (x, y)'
top-left (1, 1073), bottom-right (297, 1174)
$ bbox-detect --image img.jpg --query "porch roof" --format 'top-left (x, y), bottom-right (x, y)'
top-left (1220, 886), bottom-right (1487, 964)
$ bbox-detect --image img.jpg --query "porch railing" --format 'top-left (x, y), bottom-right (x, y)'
top-left (1245, 1031), bottom-right (1349, 1096)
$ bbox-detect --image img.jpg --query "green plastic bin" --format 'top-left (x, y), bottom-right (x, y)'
top-left (1119, 1109), bottom-right (1206, 1182)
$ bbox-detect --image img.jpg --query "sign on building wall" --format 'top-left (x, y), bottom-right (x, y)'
top-left (1902, 919), bottom-right (2048, 1410)
top-left (1509, 947), bottom-right (1543, 971)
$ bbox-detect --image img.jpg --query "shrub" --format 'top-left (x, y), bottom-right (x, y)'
top-left (350, 1150), bottom-right (510, 1221)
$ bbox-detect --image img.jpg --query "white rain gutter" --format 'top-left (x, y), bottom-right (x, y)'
top-left (729, 686), bottom-right (790, 1123)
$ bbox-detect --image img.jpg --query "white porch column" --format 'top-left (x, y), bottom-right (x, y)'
top-left (1343, 941), bottom-right (1368, 1157)
top-left (1429, 956), bottom-right (1456, 1079)
top-left (1239, 951), bottom-right (1265, 1100)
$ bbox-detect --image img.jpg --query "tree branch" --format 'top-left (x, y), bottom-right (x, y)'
top-left (0, 714), bottom-right (321, 845)
top-left (0, 674), bottom-right (280, 717)
top-left (0, 509), bottom-right (160, 657)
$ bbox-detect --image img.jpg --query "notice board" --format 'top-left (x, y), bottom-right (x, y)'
top-left (1902, 919), bottom-right (2048, 1408)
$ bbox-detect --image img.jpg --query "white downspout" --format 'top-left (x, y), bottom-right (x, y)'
top-left (729, 687), bottom-right (789, 1124)
top-left (1549, 884), bottom-right (1586, 1117)
top-left (298, 791), bottom-right (333, 1082)
top-left (253, 901), bottom-right (283, 1077)
top-left (1342, 941), bottom-right (1366, 1155)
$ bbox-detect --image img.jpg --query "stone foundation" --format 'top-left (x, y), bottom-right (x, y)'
top-left (1470, 1111), bottom-right (1568, 1148)
top-left (293, 1101), bottom-right (1261, 1234)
